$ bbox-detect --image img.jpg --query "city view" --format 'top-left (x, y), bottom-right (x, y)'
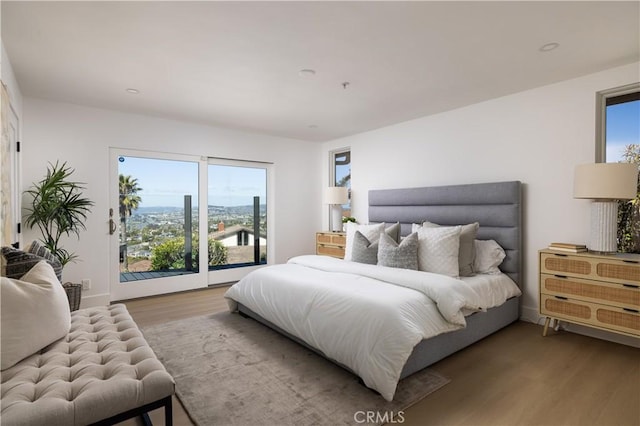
top-left (119, 156), bottom-right (268, 279)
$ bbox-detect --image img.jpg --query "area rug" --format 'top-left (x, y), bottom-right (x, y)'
top-left (142, 312), bottom-right (450, 426)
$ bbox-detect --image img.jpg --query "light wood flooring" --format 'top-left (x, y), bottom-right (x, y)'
top-left (120, 287), bottom-right (640, 426)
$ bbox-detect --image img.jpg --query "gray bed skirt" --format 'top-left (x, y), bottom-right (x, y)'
top-left (237, 296), bottom-right (519, 381)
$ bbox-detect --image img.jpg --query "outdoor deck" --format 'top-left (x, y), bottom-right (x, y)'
top-left (119, 270), bottom-right (196, 282)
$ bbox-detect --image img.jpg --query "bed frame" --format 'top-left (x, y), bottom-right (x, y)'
top-left (239, 180), bottom-right (522, 381)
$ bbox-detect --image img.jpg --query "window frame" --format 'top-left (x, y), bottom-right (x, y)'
top-left (595, 82), bottom-right (640, 162)
top-left (329, 147), bottom-right (351, 229)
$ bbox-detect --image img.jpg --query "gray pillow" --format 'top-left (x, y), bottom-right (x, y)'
top-left (1, 245), bottom-right (62, 283)
top-left (351, 231), bottom-right (378, 265)
top-left (421, 221), bottom-right (479, 276)
top-left (385, 222), bottom-right (401, 244)
top-left (377, 232), bottom-right (418, 270)
top-left (28, 240), bottom-right (63, 282)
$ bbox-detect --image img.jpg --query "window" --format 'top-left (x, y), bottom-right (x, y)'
top-left (331, 148), bottom-right (351, 220)
top-left (596, 83), bottom-right (640, 253)
top-left (207, 159), bottom-right (268, 269)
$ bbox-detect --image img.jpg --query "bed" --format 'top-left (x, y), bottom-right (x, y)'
top-left (225, 181), bottom-right (522, 401)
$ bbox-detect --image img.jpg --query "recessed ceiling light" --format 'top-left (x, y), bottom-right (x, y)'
top-left (539, 42), bottom-right (560, 52)
top-left (126, 88), bottom-right (140, 94)
top-left (298, 69), bottom-right (316, 77)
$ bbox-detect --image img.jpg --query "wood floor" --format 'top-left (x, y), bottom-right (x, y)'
top-left (120, 287), bottom-right (640, 426)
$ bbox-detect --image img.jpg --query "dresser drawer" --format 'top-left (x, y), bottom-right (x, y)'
top-left (316, 244), bottom-right (345, 258)
top-left (541, 252), bottom-right (640, 285)
top-left (541, 294), bottom-right (640, 336)
top-left (317, 233), bottom-right (346, 246)
top-left (540, 273), bottom-right (640, 310)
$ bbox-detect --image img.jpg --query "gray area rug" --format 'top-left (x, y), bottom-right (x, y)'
top-left (142, 312), bottom-right (450, 426)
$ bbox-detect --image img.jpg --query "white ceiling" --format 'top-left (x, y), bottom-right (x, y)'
top-left (2, 1), bottom-right (639, 142)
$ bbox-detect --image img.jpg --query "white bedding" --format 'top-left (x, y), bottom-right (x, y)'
top-left (224, 255), bottom-right (521, 401)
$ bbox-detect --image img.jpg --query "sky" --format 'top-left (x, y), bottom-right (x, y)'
top-left (118, 156), bottom-right (266, 208)
top-left (606, 100), bottom-right (639, 163)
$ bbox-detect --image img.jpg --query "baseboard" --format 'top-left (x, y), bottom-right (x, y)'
top-left (519, 303), bottom-right (639, 348)
top-left (79, 293), bottom-right (110, 309)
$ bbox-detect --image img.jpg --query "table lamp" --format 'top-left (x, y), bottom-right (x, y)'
top-left (325, 186), bottom-right (348, 232)
top-left (574, 163), bottom-right (639, 253)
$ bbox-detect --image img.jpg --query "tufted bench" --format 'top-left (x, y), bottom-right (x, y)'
top-left (0, 304), bottom-right (175, 426)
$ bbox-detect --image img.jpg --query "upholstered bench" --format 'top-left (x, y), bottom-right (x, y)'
top-left (0, 304), bottom-right (175, 426)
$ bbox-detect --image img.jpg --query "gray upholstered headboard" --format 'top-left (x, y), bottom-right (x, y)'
top-left (368, 181), bottom-right (522, 287)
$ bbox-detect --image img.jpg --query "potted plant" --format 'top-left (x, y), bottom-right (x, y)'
top-left (341, 216), bottom-right (356, 232)
top-left (24, 161), bottom-right (94, 268)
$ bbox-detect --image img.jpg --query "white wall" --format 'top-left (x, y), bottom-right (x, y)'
top-left (22, 98), bottom-right (321, 306)
top-left (1, 42), bottom-right (23, 117)
top-left (322, 62), bottom-right (640, 346)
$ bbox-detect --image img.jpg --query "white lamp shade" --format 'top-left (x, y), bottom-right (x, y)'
top-left (324, 186), bottom-right (348, 205)
top-left (574, 163), bottom-right (638, 200)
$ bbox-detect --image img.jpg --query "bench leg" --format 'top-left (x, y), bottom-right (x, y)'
top-left (165, 396), bottom-right (173, 426)
top-left (141, 412), bottom-right (152, 426)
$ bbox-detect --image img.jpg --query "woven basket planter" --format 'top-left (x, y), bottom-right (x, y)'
top-left (62, 283), bottom-right (82, 311)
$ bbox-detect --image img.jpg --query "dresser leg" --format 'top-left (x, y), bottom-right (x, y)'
top-left (543, 317), bottom-right (551, 336)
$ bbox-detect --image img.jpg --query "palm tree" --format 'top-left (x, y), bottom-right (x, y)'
top-left (119, 174), bottom-right (142, 270)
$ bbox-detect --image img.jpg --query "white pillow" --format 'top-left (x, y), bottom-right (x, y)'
top-left (1, 261), bottom-right (71, 370)
top-left (416, 221), bottom-right (479, 277)
top-left (344, 222), bottom-right (385, 261)
top-left (474, 239), bottom-right (506, 274)
top-left (415, 225), bottom-right (462, 277)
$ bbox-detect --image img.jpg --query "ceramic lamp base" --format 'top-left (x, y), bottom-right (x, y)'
top-left (331, 205), bottom-right (343, 232)
top-left (589, 201), bottom-right (618, 253)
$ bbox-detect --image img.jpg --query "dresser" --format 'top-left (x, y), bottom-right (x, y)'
top-left (539, 249), bottom-right (640, 338)
top-left (316, 232), bottom-right (346, 259)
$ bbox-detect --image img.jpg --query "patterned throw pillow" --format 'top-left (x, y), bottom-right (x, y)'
top-left (415, 225), bottom-right (462, 277)
top-left (28, 241), bottom-right (63, 282)
top-left (351, 231), bottom-right (378, 265)
top-left (1, 243), bottom-right (63, 282)
top-left (419, 221), bottom-right (479, 276)
top-left (377, 232), bottom-right (418, 270)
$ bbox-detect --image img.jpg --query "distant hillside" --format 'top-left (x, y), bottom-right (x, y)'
top-left (133, 205), bottom-right (266, 215)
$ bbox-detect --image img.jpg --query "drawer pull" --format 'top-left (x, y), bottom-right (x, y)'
top-left (554, 274), bottom-right (568, 279)
top-left (553, 253), bottom-right (568, 257)
top-left (622, 260), bottom-right (639, 264)
top-left (622, 308), bottom-right (640, 314)
top-left (554, 296), bottom-right (568, 300)
top-left (622, 284), bottom-right (640, 289)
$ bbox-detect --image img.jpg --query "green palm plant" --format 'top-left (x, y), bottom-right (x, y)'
top-left (24, 161), bottom-right (94, 267)
top-left (119, 174), bottom-right (142, 270)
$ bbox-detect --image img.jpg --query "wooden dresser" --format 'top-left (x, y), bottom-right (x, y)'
top-left (316, 232), bottom-right (346, 259)
top-left (539, 249), bottom-right (640, 338)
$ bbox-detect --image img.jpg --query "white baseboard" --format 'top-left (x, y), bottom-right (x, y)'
top-left (519, 303), bottom-right (639, 348)
top-left (78, 293), bottom-right (110, 309)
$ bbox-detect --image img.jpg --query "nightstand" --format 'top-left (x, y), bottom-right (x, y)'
top-left (316, 232), bottom-right (346, 259)
top-left (539, 249), bottom-right (640, 338)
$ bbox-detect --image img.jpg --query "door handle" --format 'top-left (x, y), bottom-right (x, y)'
top-left (108, 208), bottom-right (117, 235)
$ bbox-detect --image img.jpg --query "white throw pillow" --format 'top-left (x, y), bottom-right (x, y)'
top-left (415, 225), bottom-right (462, 277)
top-left (474, 239), bottom-right (506, 274)
top-left (344, 222), bottom-right (385, 261)
top-left (1, 261), bottom-right (71, 370)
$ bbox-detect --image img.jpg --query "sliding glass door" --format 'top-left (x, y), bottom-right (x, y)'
top-left (110, 149), bottom-right (207, 300)
top-left (110, 150), bottom-right (272, 299)
top-left (207, 158), bottom-right (270, 284)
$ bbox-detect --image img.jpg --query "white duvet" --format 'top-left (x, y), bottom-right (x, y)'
top-left (225, 255), bottom-right (520, 401)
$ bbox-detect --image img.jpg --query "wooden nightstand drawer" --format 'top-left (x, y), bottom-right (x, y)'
top-left (539, 249), bottom-right (640, 338)
top-left (541, 252), bottom-right (640, 285)
top-left (317, 244), bottom-right (345, 258)
top-left (541, 294), bottom-right (640, 336)
top-left (317, 233), bottom-right (346, 246)
top-left (316, 232), bottom-right (346, 259)
top-left (540, 273), bottom-right (640, 310)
